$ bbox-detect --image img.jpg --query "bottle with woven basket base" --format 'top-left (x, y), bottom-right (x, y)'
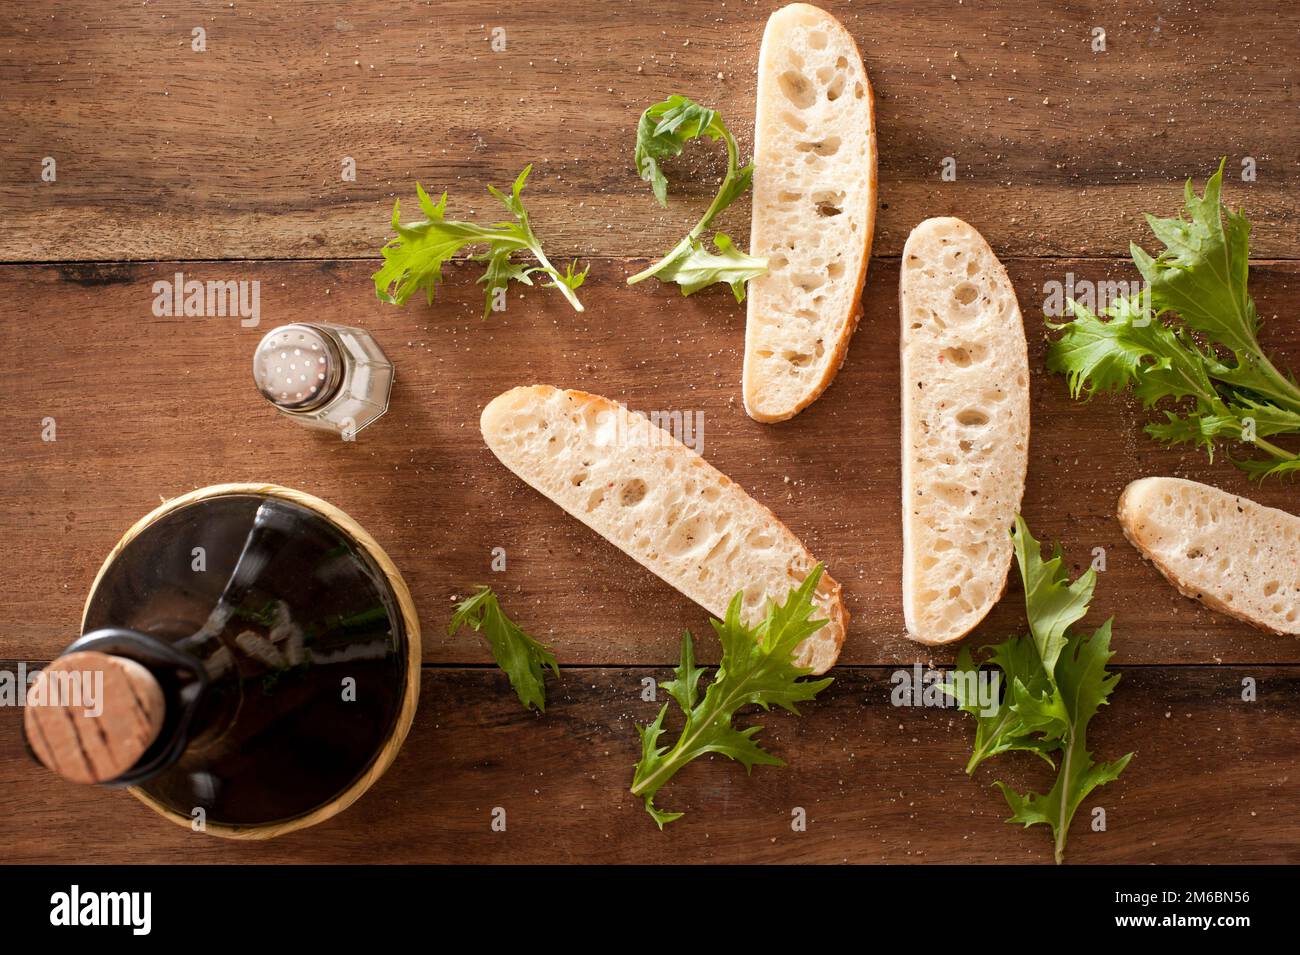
top-left (22, 485), bottom-right (420, 838)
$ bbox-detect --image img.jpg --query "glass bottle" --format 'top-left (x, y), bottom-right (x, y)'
top-left (22, 485), bottom-right (420, 838)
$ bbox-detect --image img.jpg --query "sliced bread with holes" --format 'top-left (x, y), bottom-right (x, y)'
top-left (900, 218), bottom-right (1029, 645)
top-left (480, 385), bottom-right (847, 673)
top-left (1119, 476), bottom-right (1300, 635)
top-left (743, 2), bottom-right (877, 423)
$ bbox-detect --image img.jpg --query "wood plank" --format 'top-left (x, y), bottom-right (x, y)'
top-left (1, 0), bottom-right (1297, 261)
top-left (1, 665), bottom-right (1294, 863)
top-left (1, 258), bottom-right (1298, 667)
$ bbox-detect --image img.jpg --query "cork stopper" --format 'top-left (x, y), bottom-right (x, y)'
top-left (24, 651), bottom-right (166, 785)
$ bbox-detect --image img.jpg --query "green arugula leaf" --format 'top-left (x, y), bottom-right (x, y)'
top-left (1012, 516), bottom-right (1095, 681)
top-left (627, 95), bottom-right (766, 298)
top-left (630, 566), bottom-right (833, 828)
top-left (1133, 160), bottom-right (1300, 412)
top-left (1236, 454), bottom-right (1300, 481)
top-left (661, 630), bottom-right (705, 712)
top-left (633, 96), bottom-right (727, 207)
top-left (1047, 160), bottom-right (1300, 478)
top-left (634, 705), bottom-right (684, 827)
top-left (636, 231), bottom-right (767, 303)
top-left (995, 619), bottom-right (1133, 865)
top-left (1227, 397), bottom-right (1300, 438)
top-left (374, 164), bottom-right (586, 319)
top-left (945, 641), bottom-right (1059, 774)
top-left (949, 519), bottom-right (1133, 863)
top-left (1048, 296), bottom-right (1221, 408)
top-left (448, 586), bottom-right (560, 712)
top-left (1133, 159), bottom-right (1256, 356)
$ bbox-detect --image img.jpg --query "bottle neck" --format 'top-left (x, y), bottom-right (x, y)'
top-left (27, 628), bottom-right (211, 787)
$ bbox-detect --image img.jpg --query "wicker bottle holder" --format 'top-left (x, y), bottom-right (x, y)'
top-left (31, 484), bottom-right (421, 840)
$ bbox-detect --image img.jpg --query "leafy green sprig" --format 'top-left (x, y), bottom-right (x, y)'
top-left (627, 95), bottom-right (767, 301)
top-left (374, 165), bottom-right (586, 319)
top-left (631, 566), bottom-right (833, 828)
top-left (449, 586), bottom-right (560, 712)
top-left (1047, 160), bottom-right (1300, 479)
top-left (945, 518), bottom-right (1133, 863)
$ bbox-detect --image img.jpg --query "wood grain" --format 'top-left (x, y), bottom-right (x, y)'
top-left (2, 258), bottom-right (1298, 667)
top-left (1, 0), bottom-right (1298, 866)
top-left (1, 0), bottom-right (1297, 261)
top-left (1, 665), bottom-right (1295, 864)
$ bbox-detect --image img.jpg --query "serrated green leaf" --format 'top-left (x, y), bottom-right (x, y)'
top-left (951, 518), bottom-right (1134, 863)
top-left (374, 165), bottom-right (584, 317)
top-left (1013, 516), bottom-right (1095, 682)
top-left (636, 703), bottom-right (671, 763)
top-left (1047, 295), bottom-right (1222, 410)
top-left (636, 232), bottom-right (767, 302)
top-left (545, 259), bottom-right (589, 294)
top-left (661, 631), bottom-right (704, 712)
top-left (995, 619), bottom-right (1133, 864)
top-left (1227, 397), bottom-right (1300, 438)
top-left (942, 641), bottom-right (1060, 774)
top-left (1046, 160), bottom-right (1300, 480)
top-left (1134, 160), bottom-right (1256, 356)
top-left (449, 586), bottom-right (560, 712)
top-left (628, 95), bottom-right (766, 299)
top-left (634, 95), bottom-right (724, 207)
top-left (1234, 454), bottom-right (1300, 480)
top-left (643, 800), bottom-right (685, 830)
top-left (1145, 409), bottom-right (1240, 457)
top-left (630, 566), bottom-right (833, 828)
top-left (475, 244), bottom-right (536, 320)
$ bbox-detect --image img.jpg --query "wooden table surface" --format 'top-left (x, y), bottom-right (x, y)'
top-left (1, 0), bottom-right (1297, 864)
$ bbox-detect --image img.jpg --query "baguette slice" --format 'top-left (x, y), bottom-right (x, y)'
top-left (900, 218), bottom-right (1029, 645)
top-left (1119, 476), bottom-right (1300, 635)
top-left (480, 385), bottom-right (846, 672)
top-left (743, 2), bottom-right (876, 423)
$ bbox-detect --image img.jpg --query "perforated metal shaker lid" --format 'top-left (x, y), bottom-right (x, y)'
top-left (253, 324), bottom-right (344, 412)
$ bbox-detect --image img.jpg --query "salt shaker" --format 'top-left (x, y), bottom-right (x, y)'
top-left (252, 323), bottom-right (394, 435)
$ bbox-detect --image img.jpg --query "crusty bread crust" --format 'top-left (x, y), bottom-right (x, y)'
top-left (1119, 476), bottom-right (1300, 636)
top-left (480, 385), bottom-right (847, 672)
top-left (900, 218), bottom-right (1030, 646)
top-left (743, 3), bottom-right (877, 423)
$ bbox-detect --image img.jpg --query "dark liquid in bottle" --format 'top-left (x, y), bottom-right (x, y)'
top-left (83, 494), bottom-right (410, 829)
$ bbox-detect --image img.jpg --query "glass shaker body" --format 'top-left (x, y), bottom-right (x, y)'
top-left (253, 323), bottom-right (394, 435)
